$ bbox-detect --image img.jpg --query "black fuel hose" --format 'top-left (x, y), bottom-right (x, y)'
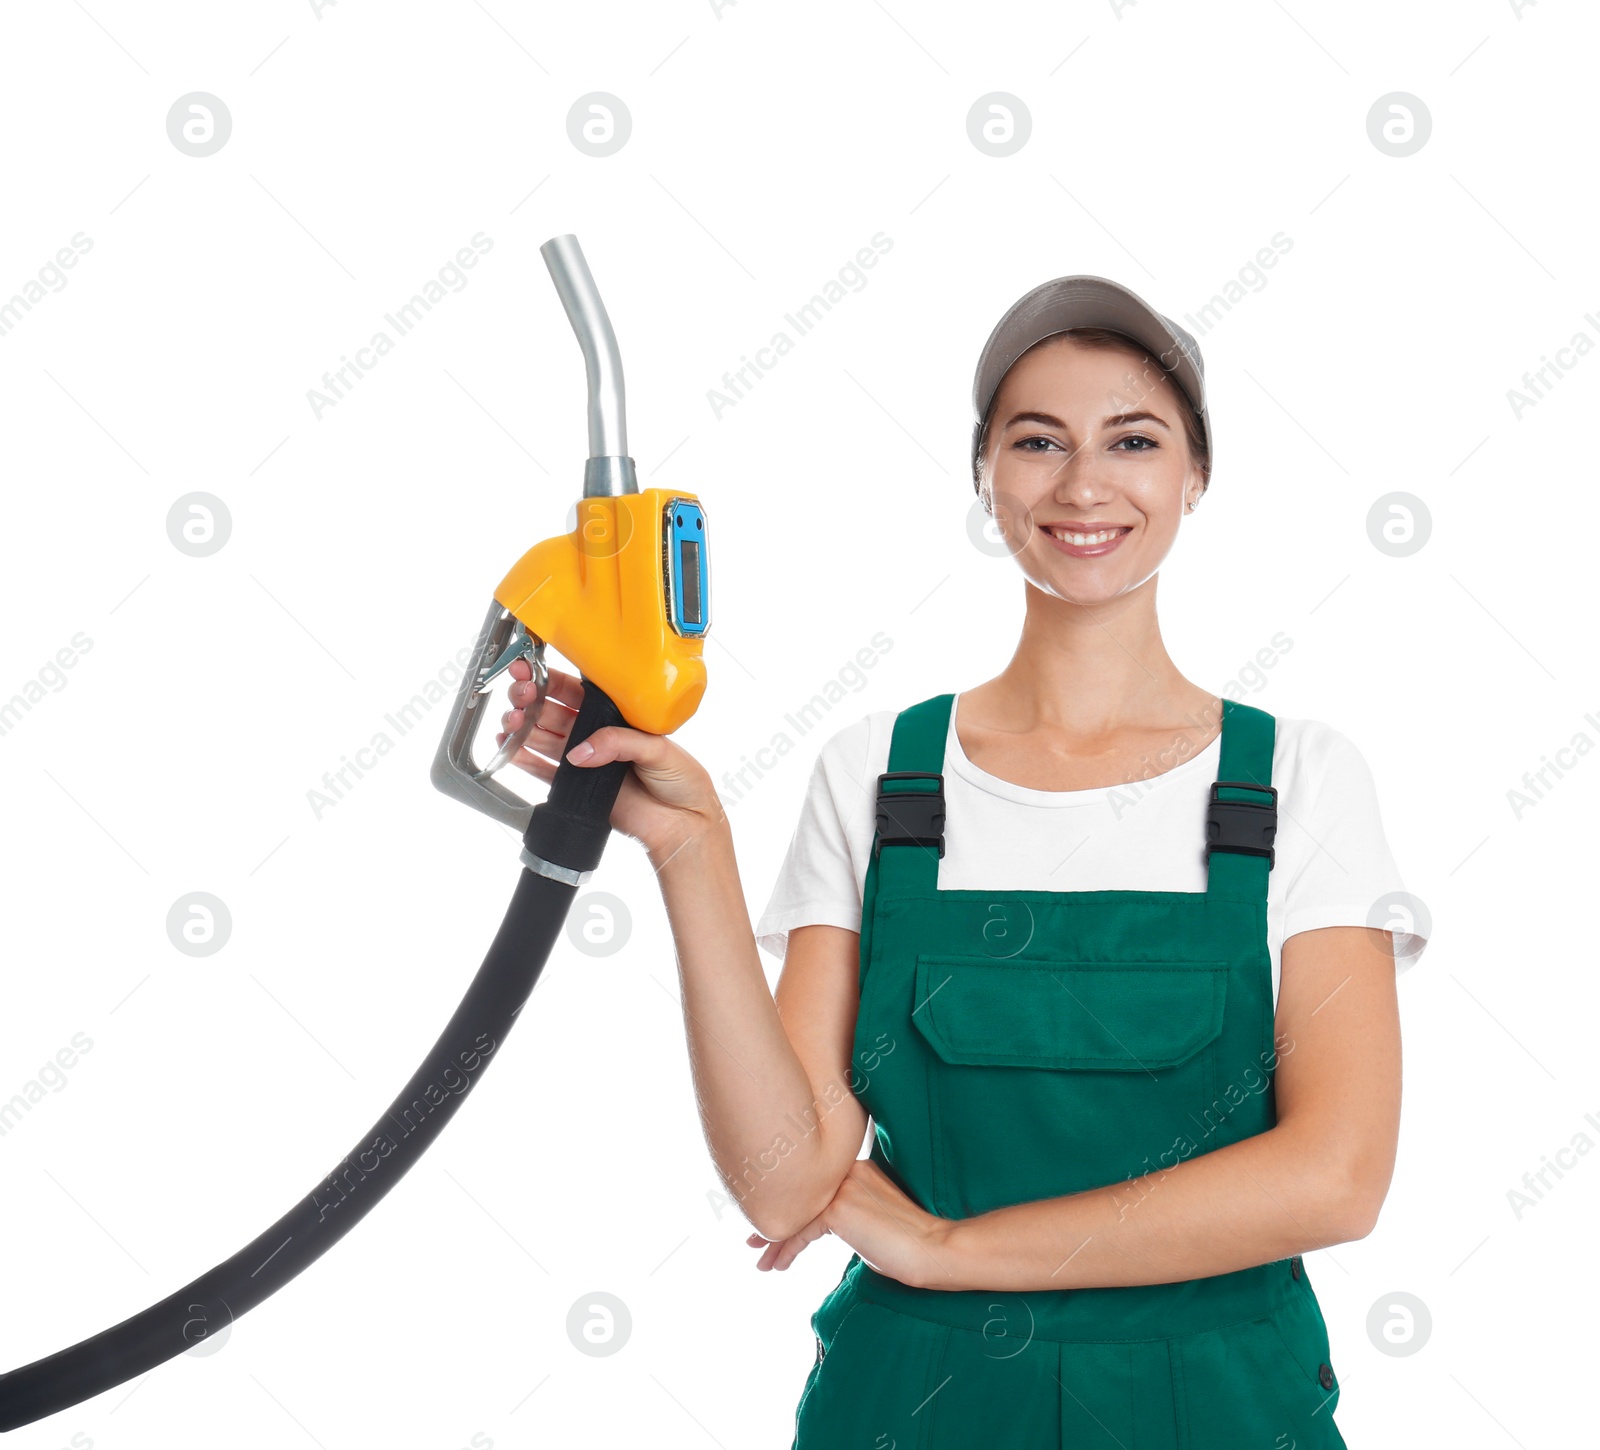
top-left (0, 679), bottom-right (632, 1433)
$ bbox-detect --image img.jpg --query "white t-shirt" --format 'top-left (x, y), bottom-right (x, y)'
top-left (754, 694), bottom-right (1426, 1011)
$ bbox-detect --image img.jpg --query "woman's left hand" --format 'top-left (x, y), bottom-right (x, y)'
top-left (745, 1158), bottom-right (960, 1291)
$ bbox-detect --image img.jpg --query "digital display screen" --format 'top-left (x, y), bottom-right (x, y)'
top-left (680, 540), bottom-right (702, 625)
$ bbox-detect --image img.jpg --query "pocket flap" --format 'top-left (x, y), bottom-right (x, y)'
top-left (912, 955), bottom-right (1229, 1070)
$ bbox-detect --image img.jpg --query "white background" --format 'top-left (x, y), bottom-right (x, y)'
top-left (1, 2), bottom-right (1594, 1447)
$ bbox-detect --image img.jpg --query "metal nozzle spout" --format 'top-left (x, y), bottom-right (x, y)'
top-left (539, 233), bottom-right (638, 497)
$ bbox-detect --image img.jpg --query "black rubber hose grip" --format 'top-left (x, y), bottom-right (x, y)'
top-left (522, 673), bottom-right (633, 876)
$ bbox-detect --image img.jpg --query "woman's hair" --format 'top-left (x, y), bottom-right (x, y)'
top-left (972, 326), bottom-right (1211, 496)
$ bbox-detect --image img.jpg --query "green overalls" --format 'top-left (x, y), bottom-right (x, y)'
top-left (791, 693), bottom-right (1347, 1449)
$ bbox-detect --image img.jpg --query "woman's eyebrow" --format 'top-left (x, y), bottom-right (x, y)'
top-left (1005, 409), bottom-right (1171, 431)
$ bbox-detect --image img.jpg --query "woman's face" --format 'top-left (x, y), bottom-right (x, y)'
top-left (981, 334), bottom-right (1204, 606)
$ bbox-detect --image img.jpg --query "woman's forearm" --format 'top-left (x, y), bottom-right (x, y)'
top-left (932, 1120), bottom-right (1373, 1293)
top-left (648, 817), bottom-right (841, 1240)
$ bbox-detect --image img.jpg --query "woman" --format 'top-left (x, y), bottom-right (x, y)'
top-left (494, 274), bottom-right (1420, 1447)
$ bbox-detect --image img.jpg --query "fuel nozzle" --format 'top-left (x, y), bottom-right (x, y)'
top-left (431, 233), bottom-right (709, 838)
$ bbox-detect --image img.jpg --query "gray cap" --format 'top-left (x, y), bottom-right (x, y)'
top-left (970, 274), bottom-right (1209, 484)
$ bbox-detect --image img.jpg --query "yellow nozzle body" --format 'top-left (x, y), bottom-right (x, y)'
top-left (493, 488), bottom-right (707, 737)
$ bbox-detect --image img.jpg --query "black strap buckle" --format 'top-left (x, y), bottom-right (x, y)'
top-left (875, 771), bottom-right (945, 859)
top-left (1205, 779), bottom-right (1277, 867)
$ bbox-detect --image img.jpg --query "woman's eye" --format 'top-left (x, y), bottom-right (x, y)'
top-left (1113, 434), bottom-right (1157, 452)
top-left (1015, 435), bottom-right (1061, 452)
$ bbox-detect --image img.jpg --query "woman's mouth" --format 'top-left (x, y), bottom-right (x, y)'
top-left (1040, 523), bottom-right (1132, 558)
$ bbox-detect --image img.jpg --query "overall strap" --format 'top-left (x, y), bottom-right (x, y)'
top-left (1205, 699), bottom-right (1278, 903)
top-left (870, 692), bottom-right (953, 898)
top-left (867, 693), bottom-right (1277, 903)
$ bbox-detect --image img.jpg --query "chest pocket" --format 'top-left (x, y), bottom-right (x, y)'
top-left (909, 954), bottom-right (1231, 1217)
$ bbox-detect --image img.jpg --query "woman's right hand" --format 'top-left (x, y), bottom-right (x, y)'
top-left (493, 657), bottom-right (725, 864)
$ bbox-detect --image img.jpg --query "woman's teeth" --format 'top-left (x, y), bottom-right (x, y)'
top-left (1046, 527), bottom-right (1126, 545)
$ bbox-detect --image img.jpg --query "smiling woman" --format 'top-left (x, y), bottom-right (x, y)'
top-left (489, 272), bottom-right (1417, 1450)
top-left (753, 277), bottom-right (1413, 1449)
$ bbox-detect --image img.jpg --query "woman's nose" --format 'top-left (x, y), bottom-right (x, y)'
top-left (1048, 456), bottom-right (1115, 503)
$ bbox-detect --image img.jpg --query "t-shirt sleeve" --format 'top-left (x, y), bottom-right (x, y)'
top-left (753, 717), bottom-right (874, 964)
top-left (1279, 722), bottom-right (1428, 965)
